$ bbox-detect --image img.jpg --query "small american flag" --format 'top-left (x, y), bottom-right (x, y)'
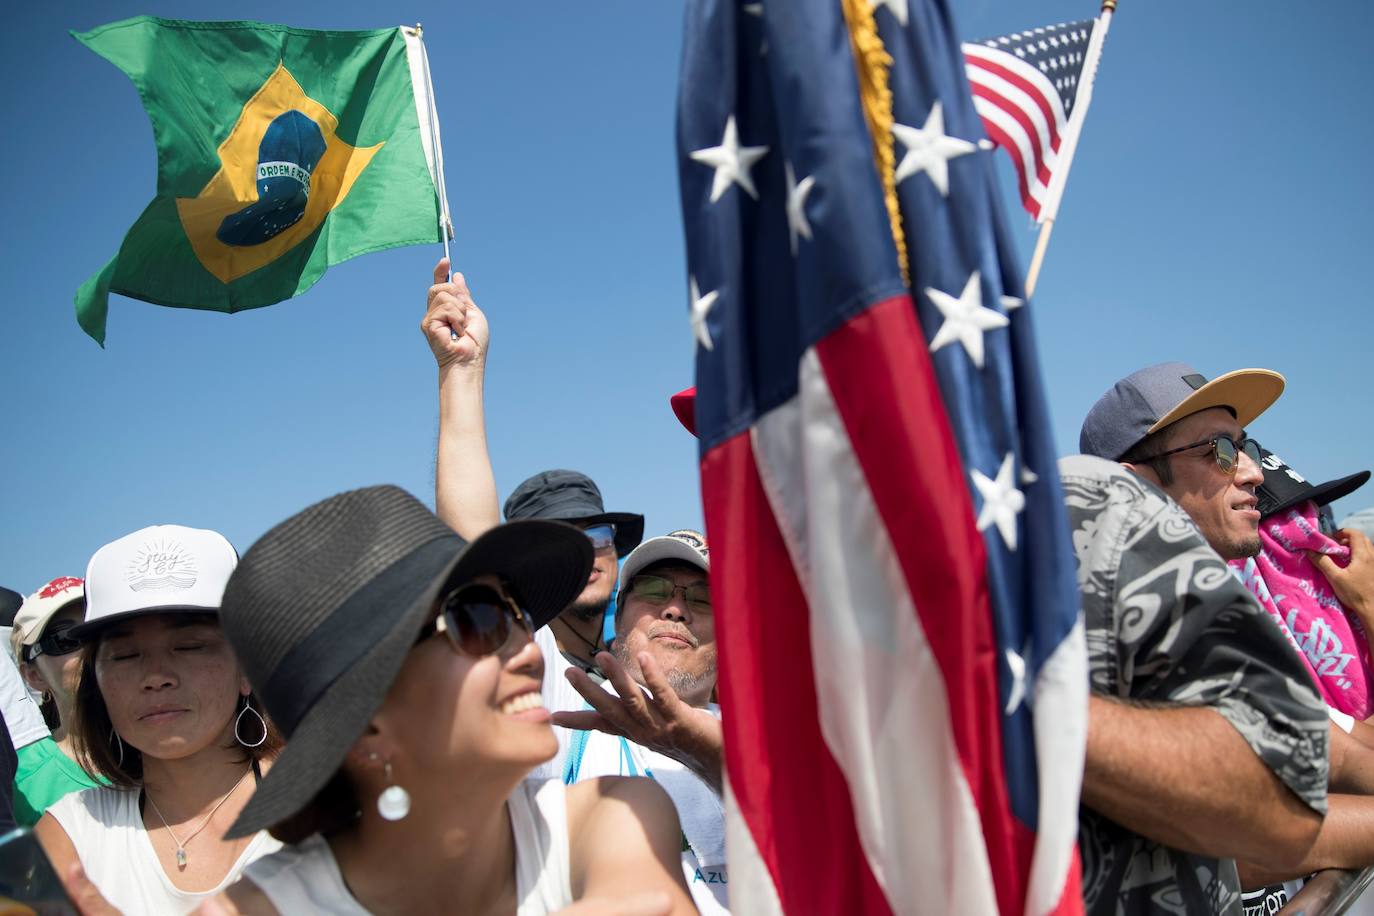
top-left (679, 0), bottom-right (1087, 913)
top-left (963, 20), bottom-right (1100, 220)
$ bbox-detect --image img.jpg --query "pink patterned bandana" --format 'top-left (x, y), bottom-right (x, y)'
top-left (1231, 501), bottom-right (1373, 718)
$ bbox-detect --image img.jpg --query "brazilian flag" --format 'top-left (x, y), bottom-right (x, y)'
top-left (73, 17), bottom-right (447, 344)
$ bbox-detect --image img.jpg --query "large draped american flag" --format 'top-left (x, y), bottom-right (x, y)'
top-left (962, 19), bottom-right (1104, 220)
top-left (678, 1), bottom-right (1086, 914)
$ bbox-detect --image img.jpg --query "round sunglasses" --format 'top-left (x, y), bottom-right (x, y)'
top-left (1137, 433), bottom-right (1261, 476)
top-left (419, 582), bottom-right (533, 658)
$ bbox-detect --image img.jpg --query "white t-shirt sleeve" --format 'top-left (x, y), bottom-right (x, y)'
top-left (0, 643), bottom-right (50, 749)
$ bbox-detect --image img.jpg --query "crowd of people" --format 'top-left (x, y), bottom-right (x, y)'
top-left (2, 259), bottom-right (1373, 916)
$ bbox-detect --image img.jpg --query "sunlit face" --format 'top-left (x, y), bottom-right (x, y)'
top-left (21, 603), bottom-right (87, 720)
top-left (377, 575), bottom-right (556, 773)
top-left (564, 525), bottom-right (618, 622)
top-left (1130, 406), bottom-right (1265, 560)
top-left (93, 614), bottom-right (248, 761)
top-left (614, 561), bottom-right (716, 707)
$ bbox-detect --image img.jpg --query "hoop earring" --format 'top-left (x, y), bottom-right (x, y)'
top-left (377, 760), bottom-right (411, 821)
top-left (109, 726), bottom-right (124, 767)
top-left (234, 697), bottom-right (268, 749)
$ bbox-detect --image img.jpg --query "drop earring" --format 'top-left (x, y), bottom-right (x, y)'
top-left (234, 697), bottom-right (268, 748)
top-left (377, 760), bottom-right (411, 821)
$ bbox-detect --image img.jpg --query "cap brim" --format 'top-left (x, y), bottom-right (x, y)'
top-left (1148, 368), bottom-right (1285, 434)
top-left (17, 594), bottom-right (86, 647)
top-left (547, 512), bottom-right (644, 558)
top-left (226, 520), bottom-right (591, 838)
top-left (671, 387), bottom-right (698, 437)
top-left (447, 520), bottom-right (594, 630)
top-left (620, 536), bottom-right (710, 586)
top-left (1266, 470), bottom-right (1372, 519)
top-left (68, 604), bottom-right (218, 641)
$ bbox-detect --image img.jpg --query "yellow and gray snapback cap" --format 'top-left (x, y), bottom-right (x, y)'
top-left (1079, 362), bottom-right (1285, 461)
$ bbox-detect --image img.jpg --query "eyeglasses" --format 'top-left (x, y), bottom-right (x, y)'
top-left (25, 621), bottom-right (83, 662)
top-left (627, 574), bottom-right (712, 612)
top-left (580, 524), bottom-right (616, 552)
top-left (422, 582), bottom-right (533, 658)
top-left (1138, 434), bottom-right (1262, 476)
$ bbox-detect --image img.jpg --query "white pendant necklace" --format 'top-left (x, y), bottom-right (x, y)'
top-left (144, 768), bottom-right (252, 868)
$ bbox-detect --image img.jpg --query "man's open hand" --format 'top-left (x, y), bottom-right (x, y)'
top-left (552, 650), bottom-right (724, 794)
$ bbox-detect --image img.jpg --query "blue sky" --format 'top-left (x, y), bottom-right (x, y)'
top-left (3, 0), bottom-right (1371, 590)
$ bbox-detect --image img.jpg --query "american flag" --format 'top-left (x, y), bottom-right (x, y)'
top-left (963, 20), bottom-right (1100, 220)
top-left (679, 0), bottom-right (1086, 914)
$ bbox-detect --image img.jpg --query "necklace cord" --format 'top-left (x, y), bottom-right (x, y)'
top-left (144, 768), bottom-right (253, 865)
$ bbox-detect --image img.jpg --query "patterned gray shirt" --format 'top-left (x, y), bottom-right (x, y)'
top-left (1059, 455), bottom-right (1328, 916)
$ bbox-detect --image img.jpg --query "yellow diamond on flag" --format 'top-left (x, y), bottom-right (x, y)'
top-left (176, 63), bottom-right (383, 284)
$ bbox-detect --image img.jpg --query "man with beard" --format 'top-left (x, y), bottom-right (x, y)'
top-left (502, 470), bottom-right (645, 780)
top-left (1065, 362), bottom-right (1374, 914)
top-left (552, 529), bottom-right (729, 915)
top-left (503, 469), bottom-right (644, 678)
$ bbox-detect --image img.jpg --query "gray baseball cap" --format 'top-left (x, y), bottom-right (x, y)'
top-left (1080, 362), bottom-right (1285, 461)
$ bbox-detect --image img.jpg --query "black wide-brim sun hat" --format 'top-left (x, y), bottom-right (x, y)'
top-left (220, 485), bottom-right (592, 839)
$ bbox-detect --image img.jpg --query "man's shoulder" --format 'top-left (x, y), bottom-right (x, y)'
top-left (1057, 455), bottom-right (1173, 516)
top-left (1058, 455), bottom-right (1217, 574)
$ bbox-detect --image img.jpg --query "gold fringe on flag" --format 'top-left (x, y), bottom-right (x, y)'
top-left (838, 0), bottom-right (909, 285)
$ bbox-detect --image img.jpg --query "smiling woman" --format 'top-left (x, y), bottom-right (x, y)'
top-left (31, 525), bottom-right (284, 916)
top-left (198, 485), bottom-right (698, 916)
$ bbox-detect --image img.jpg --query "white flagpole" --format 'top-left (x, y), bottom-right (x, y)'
top-left (407, 24), bottom-right (461, 338)
top-left (1024, 0), bottom-right (1115, 298)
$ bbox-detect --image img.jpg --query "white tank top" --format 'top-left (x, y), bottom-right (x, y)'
top-left (45, 784), bottom-right (281, 915)
top-left (246, 778), bottom-right (574, 914)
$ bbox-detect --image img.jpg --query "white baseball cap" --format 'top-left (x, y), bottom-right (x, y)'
top-left (72, 525), bottom-right (238, 639)
top-left (618, 529), bottom-right (710, 586)
top-left (11, 576), bottom-right (85, 660)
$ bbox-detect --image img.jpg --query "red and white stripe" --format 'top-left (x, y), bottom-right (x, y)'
top-left (703, 294), bottom-right (1083, 914)
top-left (962, 44), bottom-right (1071, 221)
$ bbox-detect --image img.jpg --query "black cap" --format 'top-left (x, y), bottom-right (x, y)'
top-left (0, 588), bottom-right (22, 628)
top-left (1256, 448), bottom-right (1370, 519)
top-left (503, 470), bottom-right (644, 558)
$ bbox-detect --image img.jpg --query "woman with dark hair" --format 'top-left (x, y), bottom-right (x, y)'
top-left (34, 525), bottom-right (283, 915)
top-left (10, 577), bottom-right (104, 824)
top-left (209, 485), bottom-right (695, 915)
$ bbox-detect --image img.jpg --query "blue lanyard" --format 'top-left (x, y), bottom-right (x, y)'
top-left (561, 703), bottom-right (654, 782)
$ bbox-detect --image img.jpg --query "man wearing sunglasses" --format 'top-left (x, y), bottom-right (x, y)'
top-left (1081, 361), bottom-right (1281, 563)
top-left (552, 529), bottom-right (730, 915)
top-left (1065, 362), bottom-right (1355, 914)
top-left (503, 469), bottom-right (645, 677)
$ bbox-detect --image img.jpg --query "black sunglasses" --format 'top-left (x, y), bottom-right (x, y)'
top-left (1137, 433), bottom-right (1261, 476)
top-left (419, 582), bottom-right (533, 658)
top-left (25, 621), bottom-right (83, 662)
